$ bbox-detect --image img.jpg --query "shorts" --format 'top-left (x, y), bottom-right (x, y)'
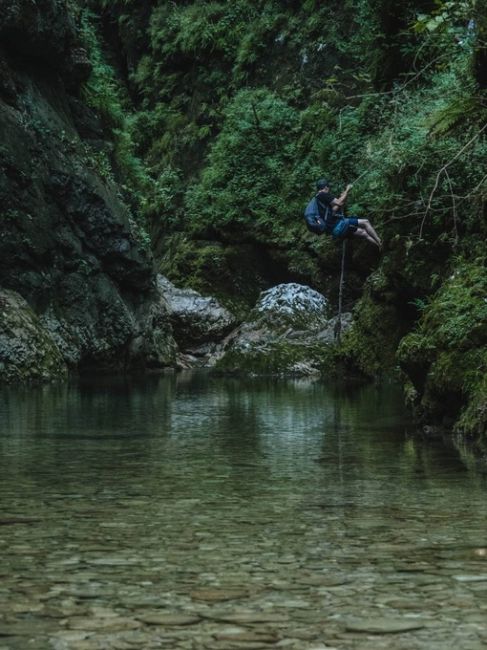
top-left (332, 217), bottom-right (359, 240)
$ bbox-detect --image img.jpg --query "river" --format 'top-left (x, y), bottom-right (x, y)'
top-left (0, 372), bottom-right (486, 650)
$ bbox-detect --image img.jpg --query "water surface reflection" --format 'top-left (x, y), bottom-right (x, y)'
top-left (0, 373), bottom-right (486, 650)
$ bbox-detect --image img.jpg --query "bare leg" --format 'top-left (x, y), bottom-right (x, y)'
top-left (353, 227), bottom-right (377, 246)
top-left (357, 219), bottom-right (381, 247)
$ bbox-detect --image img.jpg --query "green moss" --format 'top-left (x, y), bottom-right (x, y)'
top-left (159, 234), bottom-right (311, 317)
top-left (0, 290), bottom-right (68, 384)
top-left (216, 341), bottom-right (328, 376)
top-left (215, 337), bottom-right (365, 381)
top-left (334, 277), bottom-right (409, 378)
top-left (457, 374), bottom-right (487, 439)
top-left (397, 258), bottom-right (487, 441)
top-left (78, 8), bottom-right (154, 245)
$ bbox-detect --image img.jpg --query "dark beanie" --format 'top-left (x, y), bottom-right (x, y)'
top-left (316, 178), bottom-right (330, 191)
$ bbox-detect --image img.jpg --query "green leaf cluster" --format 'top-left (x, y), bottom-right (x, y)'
top-left (397, 258), bottom-right (487, 438)
top-left (186, 89), bottom-right (306, 242)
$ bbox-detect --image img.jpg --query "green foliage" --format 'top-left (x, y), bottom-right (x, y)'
top-left (151, 2), bottom-right (253, 60)
top-left (342, 67), bottom-right (485, 245)
top-left (73, 0), bottom-right (487, 438)
top-left (397, 258), bottom-right (487, 439)
top-left (414, 1), bottom-right (473, 39)
top-left (78, 11), bottom-right (154, 234)
top-left (83, 0), bottom-right (486, 252)
top-left (426, 96), bottom-right (479, 136)
top-left (337, 284), bottom-right (407, 378)
top-left (417, 258), bottom-right (487, 347)
top-left (186, 88), bottom-right (311, 243)
top-left (83, 148), bottom-right (115, 183)
top-left (79, 10), bottom-right (126, 129)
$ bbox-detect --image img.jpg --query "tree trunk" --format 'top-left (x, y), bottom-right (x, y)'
top-left (473, 8), bottom-right (487, 89)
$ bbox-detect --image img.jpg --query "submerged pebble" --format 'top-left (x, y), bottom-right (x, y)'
top-left (1, 375), bottom-right (486, 650)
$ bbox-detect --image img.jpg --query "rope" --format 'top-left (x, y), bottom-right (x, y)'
top-left (350, 169), bottom-right (370, 186)
top-left (334, 240), bottom-right (347, 343)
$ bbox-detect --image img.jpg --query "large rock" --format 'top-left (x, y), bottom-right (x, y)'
top-left (254, 283), bottom-right (329, 330)
top-left (215, 283), bottom-right (352, 375)
top-left (0, 0), bottom-right (91, 87)
top-left (157, 275), bottom-right (237, 347)
top-left (128, 288), bottom-right (178, 370)
top-left (0, 289), bottom-right (67, 383)
top-left (0, 10), bottom-right (177, 379)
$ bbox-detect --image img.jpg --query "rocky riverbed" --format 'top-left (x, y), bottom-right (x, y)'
top-left (1, 374), bottom-right (486, 650)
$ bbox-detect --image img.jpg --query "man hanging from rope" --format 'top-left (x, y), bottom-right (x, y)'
top-left (304, 178), bottom-right (381, 247)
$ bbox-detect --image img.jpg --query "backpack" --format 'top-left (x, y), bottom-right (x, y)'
top-left (304, 195), bottom-right (332, 235)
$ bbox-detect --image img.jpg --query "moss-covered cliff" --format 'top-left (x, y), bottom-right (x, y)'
top-left (1, 1), bottom-right (485, 442)
top-left (0, 0), bottom-right (177, 380)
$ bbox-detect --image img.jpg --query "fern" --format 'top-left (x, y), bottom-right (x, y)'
top-left (427, 96), bottom-right (480, 137)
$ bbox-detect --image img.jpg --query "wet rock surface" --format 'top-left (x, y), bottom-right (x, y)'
top-left (254, 283), bottom-right (329, 330)
top-left (215, 284), bottom-right (352, 375)
top-left (0, 288), bottom-right (67, 382)
top-left (158, 275), bottom-right (237, 348)
top-left (156, 280), bottom-right (351, 376)
top-left (0, 4), bottom-right (177, 380)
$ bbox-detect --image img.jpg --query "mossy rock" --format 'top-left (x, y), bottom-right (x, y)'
top-left (215, 283), bottom-right (354, 377)
top-left (216, 341), bottom-right (336, 377)
top-left (336, 285), bottom-right (410, 378)
top-left (0, 289), bottom-right (67, 383)
top-left (397, 259), bottom-right (487, 441)
top-left (160, 236), bottom-right (308, 317)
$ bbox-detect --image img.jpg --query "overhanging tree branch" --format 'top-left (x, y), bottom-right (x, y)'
top-left (419, 122), bottom-right (487, 240)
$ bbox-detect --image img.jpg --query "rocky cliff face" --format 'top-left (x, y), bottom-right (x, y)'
top-left (0, 0), bottom-right (176, 381)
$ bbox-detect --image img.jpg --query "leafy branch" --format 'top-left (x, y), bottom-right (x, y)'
top-left (419, 121), bottom-right (487, 239)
